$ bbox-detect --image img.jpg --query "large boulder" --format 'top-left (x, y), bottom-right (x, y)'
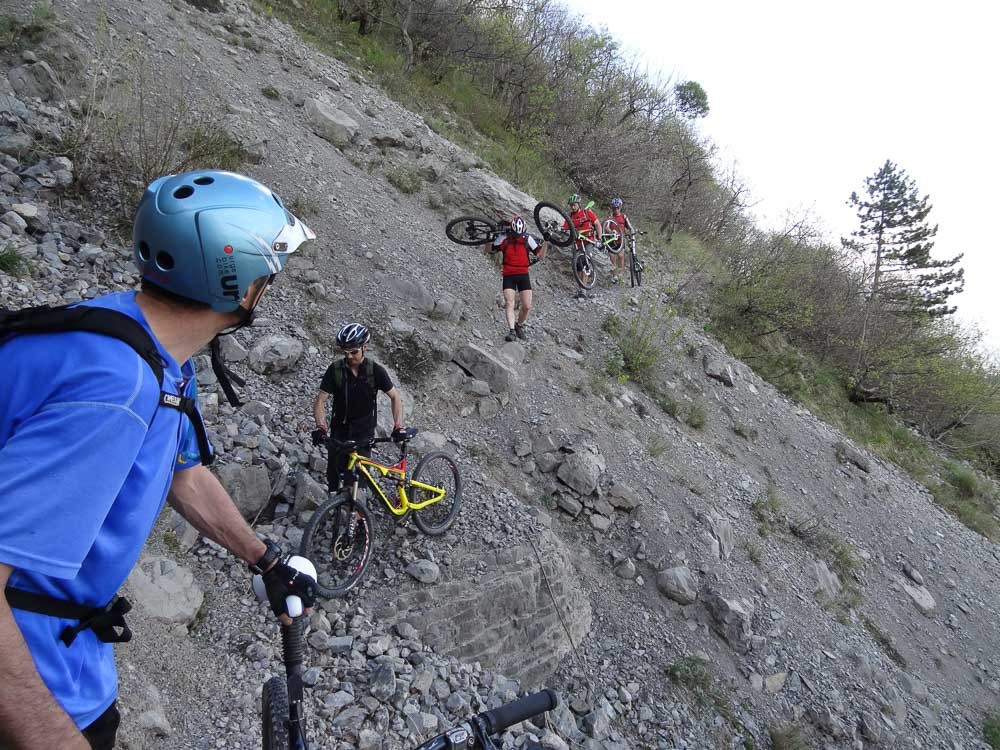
top-left (703, 588), bottom-right (754, 652)
top-left (214, 463), bottom-right (271, 519)
top-left (126, 556), bottom-right (204, 625)
top-left (556, 451), bottom-right (603, 496)
top-left (248, 335), bottom-right (303, 374)
top-left (305, 98), bottom-right (359, 148)
top-left (452, 344), bottom-right (519, 393)
top-left (656, 567), bottom-right (698, 605)
top-left (8, 61), bottom-right (64, 102)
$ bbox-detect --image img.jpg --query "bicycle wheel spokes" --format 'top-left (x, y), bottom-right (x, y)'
top-left (533, 202), bottom-right (574, 248)
top-left (445, 215), bottom-right (497, 246)
top-left (411, 452), bottom-right (463, 536)
top-left (573, 249), bottom-right (597, 290)
top-left (300, 499), bottom-right (374, 597)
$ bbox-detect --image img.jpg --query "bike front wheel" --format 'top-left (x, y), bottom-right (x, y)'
top-left (445, 215), bottom-right (497, 246)
top-left (411, 452), bottom-right (463, 536)
top-left (533, 201), bottom-right (576, 248)
top-left (300, 497), bottom-right (375, 598)
top-left (261, 676), bottom-right (289, 750)
top-left (630, 252), bottom-right (642, 287)
top-left (572, 248), bottom-right (597, 290)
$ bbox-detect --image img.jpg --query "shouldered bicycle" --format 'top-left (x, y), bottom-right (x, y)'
top-left (299, 427), bottom-right (462, 598)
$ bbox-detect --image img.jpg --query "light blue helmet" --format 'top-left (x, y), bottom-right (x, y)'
top-left (133, 170), bottom-right (315, 313)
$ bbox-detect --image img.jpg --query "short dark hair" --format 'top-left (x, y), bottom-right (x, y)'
top-left (140, 279), bottom-right (213, 311)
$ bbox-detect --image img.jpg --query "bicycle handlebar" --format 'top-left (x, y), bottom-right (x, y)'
top-left (482, 689), bottom-right (557, 734)
top-left (413, 690), bottom-right (557, 750)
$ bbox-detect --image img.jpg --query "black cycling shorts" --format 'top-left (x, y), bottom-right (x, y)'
top-left (502, 274), bottom-right (532, 292)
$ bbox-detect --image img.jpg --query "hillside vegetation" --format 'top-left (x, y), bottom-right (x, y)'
top-left (262, 0), bottom-right (999, 538)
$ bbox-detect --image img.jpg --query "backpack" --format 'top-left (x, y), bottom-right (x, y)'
top-left (329, 357), bottom-right (378, 424)
top-left (0, 302), bottom-right (241, 645)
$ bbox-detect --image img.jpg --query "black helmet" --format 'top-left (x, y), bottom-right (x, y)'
top-left (336, 322), bottom-right (371, 349)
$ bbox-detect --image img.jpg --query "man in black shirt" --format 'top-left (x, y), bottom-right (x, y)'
top-left (311, 323), bottom-right (405, 491)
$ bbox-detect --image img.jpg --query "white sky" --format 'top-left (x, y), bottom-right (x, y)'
top-left (564, 0), bottom-right (1000, 356)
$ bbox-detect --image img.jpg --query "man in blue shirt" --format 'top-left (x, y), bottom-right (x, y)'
top-left (0, 171), bottom-right (317, 749)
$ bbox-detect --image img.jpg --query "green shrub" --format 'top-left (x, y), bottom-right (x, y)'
top-left (647, 435), bottom-right (667, 459)
top-left (769, 724), bottom-right (808, 750)
top-left (985, 713), bottom-right (1000, 749)
top-left (860, 614), bottom-right (907, 669)
top-left (685, 402), bottom-right (707, 429)
top-left (0, 246), bottom-right (27, 276)
top-left (386, 167), bottom-right (422, 194)
top-left (261, 85), bottom-right (280, 99)
top-left (666, 657), bottom-right (712, 693)
top-left (0, 4), bottom-right (55, 51)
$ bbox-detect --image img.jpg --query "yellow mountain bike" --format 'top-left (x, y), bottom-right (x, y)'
top-left (299, 427), bottom-right (462, 597)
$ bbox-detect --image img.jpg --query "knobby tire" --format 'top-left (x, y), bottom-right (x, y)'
top-left (445, 215), bottom-right (497, 246)
top-left (300, 496), bottom-right (375, 598)
top-left (261, 676), bottom-right (289, 750)
top-left (411, 452), bottom-right (463, 536)
top-left (572, 247), bottom-right (597, 290)
top-left (532, 201), bottom-right (576, 248)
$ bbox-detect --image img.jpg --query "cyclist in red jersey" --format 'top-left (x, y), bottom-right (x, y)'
top-left (487, 215), bottom-right (547, 341)
top-left (564, 193), bottom-right (603, 242)
top-left (607, 197), bottom-right (635, 284)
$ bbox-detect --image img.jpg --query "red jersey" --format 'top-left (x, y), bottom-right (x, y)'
top-left (565, 208), bottom-right (599, 235)
top-left (609, 211), bottom-right (632, 233)
top-left (494, 233), bottom-right (539, 276)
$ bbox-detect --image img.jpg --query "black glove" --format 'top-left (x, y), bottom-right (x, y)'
top-left (391, 426), bottom-right (409, 442)
top-left (542, 231), bottom-right (552, 242)
top-left (311, 426), bottom-right (328, 446)
top-left (262, 559), bottom-right (317, 618)
top-left (529, 253), bottom-right (540, 266)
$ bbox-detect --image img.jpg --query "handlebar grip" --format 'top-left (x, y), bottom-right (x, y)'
top-left (286, 595), bottom-right (302, 618)
top-left (481, 689), bottom-right (558, 734)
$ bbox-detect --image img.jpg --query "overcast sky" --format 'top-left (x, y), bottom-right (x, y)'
top-left (564, 0), bottom-right (1000, 356)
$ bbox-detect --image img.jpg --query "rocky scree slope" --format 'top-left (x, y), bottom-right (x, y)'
top-left (2, 1), bottom-right (1000, 748)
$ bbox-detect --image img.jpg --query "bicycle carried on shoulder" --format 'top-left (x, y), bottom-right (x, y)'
top-left (445, 202), bottom-right (576, 250)
top-left (299, 427), bottom-right (462, 598)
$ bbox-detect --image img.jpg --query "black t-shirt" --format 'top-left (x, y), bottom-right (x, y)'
top-left (320, 358), bottom-right (393, 425)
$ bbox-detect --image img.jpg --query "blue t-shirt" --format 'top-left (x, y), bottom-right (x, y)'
top-left (0, 291), bottom-right (206, 727)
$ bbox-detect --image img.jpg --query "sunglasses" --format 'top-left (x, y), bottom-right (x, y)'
top-left (340, 348), bottom-right (362, 355)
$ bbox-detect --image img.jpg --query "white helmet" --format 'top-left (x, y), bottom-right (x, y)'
top-left (510, 215), bottom-right (526, 235)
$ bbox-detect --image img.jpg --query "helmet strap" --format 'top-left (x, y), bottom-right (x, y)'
top-left (210, 335), bottom-right (246, 407)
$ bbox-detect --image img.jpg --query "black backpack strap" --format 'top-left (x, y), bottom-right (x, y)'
top-left (0, 304), bottom-right (216, 465)
top-left (210, 336), bottom-right (245, 407)
top-left (0, 305), bottom-right (165, 385)
top-left (5, 587), bottom-right (133, 646)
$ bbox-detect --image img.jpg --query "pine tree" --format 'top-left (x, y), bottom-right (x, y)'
top-left (843, 159), bottom-right (964, 317)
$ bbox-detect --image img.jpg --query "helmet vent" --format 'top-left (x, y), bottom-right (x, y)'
top-left (173, 185), bottom-right (195, 199)
top-left (193, 176), bottom-right (214, 186)
top-left (156, 251), bottom-right (175, 271)
top-left (138, 241), bottom-right (151, 261)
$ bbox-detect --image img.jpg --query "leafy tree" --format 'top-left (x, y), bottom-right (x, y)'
top-left (674, 80), bottom-right (709, 118)
top-left (843, 159), bottom-right (964, 317)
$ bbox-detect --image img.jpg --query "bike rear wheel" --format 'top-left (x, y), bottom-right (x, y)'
top-left (261, 676), bottom-right (289, 750)
top-left (300, 497), bottom-right (375, 598)
top-left (603, 220), bottom-right (624, 252)
top-left (445, 215), bottom-right (497, 246)
top-left (572, 248), bottom-right (597, 290)
top-left (533, 201), bottom-right (575, 248)
top-left (411, 452), bottom-right (463, 536)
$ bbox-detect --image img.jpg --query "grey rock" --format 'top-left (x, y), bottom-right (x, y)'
top-left (815, 560), bottom-right (842, 600)
top-left (537, 452), bottom-right (563, 473)
top-left (126, 556), bottom-right (204, 625)
top-left (556, 451), bottom-right (603, 495)
top-left (218, 335), bottom-right (249, 363)
top-left (305, 98), bottom-right (359, 148)
top-left (369, 663), bottom-right (396, 702)
top-left (703, 588), bottom-right (753, 651)
top-left (613, 558), bottom-right (637, 580)
top-left (903, 582), bottom-right (936, 615)
top-left (903, 560), bottom-right (924, 586)
top-left (214, 463), bottom-right (271, 519)
top-left (833, 440), bottom-right (871, 473)
top-left (405, 559), bottom-right (440, 584)
top-left (703, 354), bottom-right (735, 386)
top-left (557, 495), bottom-right (582, 518)
top-left (1, 211), bottom-right (26, 234)
top-left (0, 132), bottom-right (31, 157)
top-left (656, 567), bottom-right (698, 605)
top-left (295, 472), bottom-right (328, 512)
top-left (328, 635), bottom-right (354, 654)
top-left (703, 513), bottom-right (735, 560)
top-left (606, 481), bottom-right (641, 510)
top-left (589, 513), bottom-right (612, 532)
top-left (248, 334), bottom-right (304, 374)
top-left (8, 61), bottom-right (64, 102)
top-left (325, 690), bottom-right (355, 711)
top-left (453, 343), bottom-right (519, 393)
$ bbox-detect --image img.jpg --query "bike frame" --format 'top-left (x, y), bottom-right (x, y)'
top-left (344, 444), bottom-right (447, 515)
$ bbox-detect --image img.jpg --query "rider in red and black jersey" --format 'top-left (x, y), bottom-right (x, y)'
top-left (565, 193), bottom-right (603, 243)
top-left (607, 197), bottom-right (635, 284)
top-left (488, 215), bottom-right (547, 341)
